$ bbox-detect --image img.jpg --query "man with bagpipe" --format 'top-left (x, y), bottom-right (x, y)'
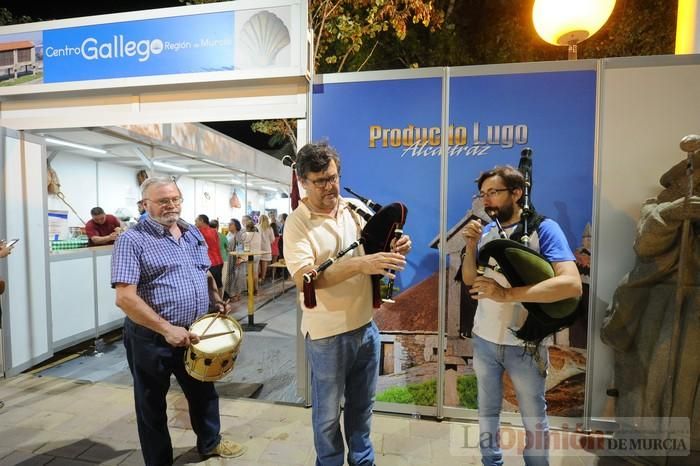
top-left (459, 157), bottom-right (582, 466)
top-left (283, 142), bottom-right (411, 466)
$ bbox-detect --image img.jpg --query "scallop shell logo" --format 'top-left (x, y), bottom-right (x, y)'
top-left (150, 39), bottom-right (164, 55)
top-left (240, 11), bottom-right (290, 67)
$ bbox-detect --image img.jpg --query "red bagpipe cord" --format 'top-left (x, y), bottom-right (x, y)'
top-left (291, 170), bottom-right (301, 210)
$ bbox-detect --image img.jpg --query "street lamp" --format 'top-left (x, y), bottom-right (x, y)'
top-left (533, 0), bottom-right (616, 59)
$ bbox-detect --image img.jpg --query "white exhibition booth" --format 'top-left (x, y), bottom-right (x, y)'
top-left (1, 0), bottom-right (699, 432)
top-left (0, 0), bottom-right (310, 377)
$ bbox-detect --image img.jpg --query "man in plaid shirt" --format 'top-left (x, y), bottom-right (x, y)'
top-left (112, 176), bottom-right (245, 465)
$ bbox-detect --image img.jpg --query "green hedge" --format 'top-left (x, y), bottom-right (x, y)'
top-left (376, 375), bottom-right (478, 408)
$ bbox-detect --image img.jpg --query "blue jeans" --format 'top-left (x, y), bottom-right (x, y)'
top-left (472, 334), bottom-right (549, 466)
top-left (305, 321), bottom-right (380, 466)
top-left (123, 318), bottom-right (221, 466)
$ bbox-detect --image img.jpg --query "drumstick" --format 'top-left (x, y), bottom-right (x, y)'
top-left (195, 330), bottom-right (239, 341)
top-left (198, 312), bottom-right (225, 337)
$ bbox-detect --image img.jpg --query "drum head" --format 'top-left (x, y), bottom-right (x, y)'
top-left (190, 314), bottom-right (242, 353)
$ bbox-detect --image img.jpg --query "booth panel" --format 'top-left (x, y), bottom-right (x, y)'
top-left (590, 56), bottom-right (700, 419)
top-left (96, 161), bottom-right (142, 220)
top-left (50, 258), bottom-right (95, 344)
top-left (178, 177), bottom-right (197, 223)
top-left (214, 182), bottom-right (235, 224)
top-left (0, 86), bottom-right (308, 131)
top-left (444, 69), bottom-right (597, 418)
top-left (194, 179), bottom-right (217, 221)
top-left (95, 254), bottom-right (123, 329)
top-left (24, 137), bottom-right (51, 351)
top-left (312, 71), bottom-right (443, 416)
top-left (3, 135), bottom-right (51, 374)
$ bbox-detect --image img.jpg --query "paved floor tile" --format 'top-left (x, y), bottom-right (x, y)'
top-left (258, 439), bottom-right (313, 465)
top-left (407, 418), bottom-right (452, 439)
top-left (76, 441), bottom-right (135, 464)
top-left (0, 450), bottom-right (54, 465)
top-left (92, 419), bottom-right (142, 445)
top-left (0, 427), bottom-right (45, 451)
top-left (382, 433), bottom-right (432, 460)
top-left (372, 415), bottom-right (411, 436)
top-left (114, 449), bottom-right (146, 465)
top-left (16, 410), bottom-right (77, 431)
top-left (233, 437), bottom-right (272, 463)
top-left (19, 432), bottom-right (91, 457)
top-left (0, 374), bottom-right (635, 466)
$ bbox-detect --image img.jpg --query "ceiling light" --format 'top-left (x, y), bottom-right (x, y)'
top-left (45, 137), bottom-right (107, 154)
top-left (231, 179), bottom-right (242, 185)
top-left (153, 161), bottom-right (190, 173)
top-left (260, 186), bottom-right (277, 191)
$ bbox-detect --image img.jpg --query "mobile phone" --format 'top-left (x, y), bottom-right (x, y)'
top-left (5, 238), bottom-right (19, 248)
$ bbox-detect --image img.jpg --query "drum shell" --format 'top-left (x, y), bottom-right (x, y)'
top-left (184, 314), bottom-right (243, 382)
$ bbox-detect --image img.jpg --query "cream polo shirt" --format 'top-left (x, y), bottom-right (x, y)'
top-left (283, 197), bottom-right (373, 340)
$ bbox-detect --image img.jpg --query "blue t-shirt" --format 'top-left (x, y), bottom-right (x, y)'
top-left (474, 218), bottom-right (575, 345)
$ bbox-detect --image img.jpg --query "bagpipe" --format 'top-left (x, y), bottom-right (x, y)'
top-left (302, 187), bottom-right (408, 309)
top-left (475, 148), bottom-right (581, 344)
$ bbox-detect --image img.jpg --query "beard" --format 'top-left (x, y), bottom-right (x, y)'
top-left (486, 203), bottom-right (516, 224)
top-left (152, 210), bottom-right (180, 226)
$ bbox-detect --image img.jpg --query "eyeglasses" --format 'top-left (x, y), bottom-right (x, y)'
top-left (306, 174), bottom-right (339, 188)
top-left (473, 188), bottom-right (510, 200)
top-left (145, 197), bottom-right (184, 207)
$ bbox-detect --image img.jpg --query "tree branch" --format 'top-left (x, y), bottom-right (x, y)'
top-left (283, 119), bottom-right (298, 150)
top-left (357, 40), bottom-right (380, 72)
top-left (336, 45), bottom-right (355, 72)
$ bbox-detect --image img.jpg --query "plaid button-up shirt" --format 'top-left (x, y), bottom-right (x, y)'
top-left (111, 216), bottom-right (211, 327)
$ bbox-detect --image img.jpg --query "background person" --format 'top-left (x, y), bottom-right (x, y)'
top-left (258, 214), bottom-right (274, 284)
top-left (210, 219), bottom-right (228, 288)
top-left (85, 207), bottom-right (121, 246)
top-left (277, 213), bottom-right (287, 234)
top-left (136, 200), bottom-right (148, 221)
top-left (243, 220), bottom-right (262, 295)
top-left (112, 177), bottom-right (245, 464)
top-left (270, 222), bottom-right (280, 265)
top-left (224, 219), bottom-right (246, 302)
top-left (195, 214), bottom-right (224, 295)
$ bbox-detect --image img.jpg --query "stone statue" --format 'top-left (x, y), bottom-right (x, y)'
top-left (601, 135), bottom-right (700, 460)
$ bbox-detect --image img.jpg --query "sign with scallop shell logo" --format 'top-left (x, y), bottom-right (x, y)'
top-left (235, 9), bottom-right (292, 69)
top-left (0, 0), bottom-right (302, 93)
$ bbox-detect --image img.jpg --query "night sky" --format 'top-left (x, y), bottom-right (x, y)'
top-left (3, 1), bottom-right (184, 22)
top-left (2, 1), bottom-right (279, 153)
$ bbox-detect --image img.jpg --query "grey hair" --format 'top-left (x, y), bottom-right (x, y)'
top-left (140, 176), bottom-right (179, 199)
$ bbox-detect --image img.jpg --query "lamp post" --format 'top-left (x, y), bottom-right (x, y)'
top-left (533, 0), bottom-right (616, 60)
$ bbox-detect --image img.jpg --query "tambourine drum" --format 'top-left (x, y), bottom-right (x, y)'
top-left (478, 238), bottom-right (580, 343)
top-left (185, 314), bottom-right (243, 382)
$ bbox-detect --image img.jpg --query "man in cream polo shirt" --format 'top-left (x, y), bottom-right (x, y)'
top-left (284, 142), bottom-right (411, 466)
